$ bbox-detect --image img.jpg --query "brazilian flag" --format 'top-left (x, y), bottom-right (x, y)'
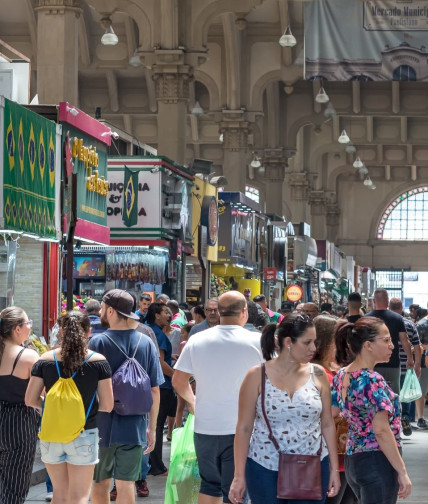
top-left (122, 166), bottom-right (138, 227)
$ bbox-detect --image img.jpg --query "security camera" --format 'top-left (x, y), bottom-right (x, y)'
top-left (209, 175), bottom-right (228, 186)
top-left (111, 131), bottom-right (119, 140)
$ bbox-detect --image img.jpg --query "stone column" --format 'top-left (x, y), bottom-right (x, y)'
top-left (308, 190), bottom-right (327, 239)
top-left (219, 110), bottom-right (249, 192)
top-left (326, 202), bottom-right (340, 243)
top-left (262, 149), bottom-right (287, 216)
top-left (35, 0), bottom-right (82, 104)
top-left (288, 172), bottom-right (310, 223)
top-left (152, 52), bottom-right (193, 165)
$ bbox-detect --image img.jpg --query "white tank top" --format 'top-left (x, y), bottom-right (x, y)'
top-left (249, 364), bottom-right (329, 471)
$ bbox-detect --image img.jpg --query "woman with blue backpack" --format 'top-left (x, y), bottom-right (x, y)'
top-left (25, 310), bottom-right (114, 504)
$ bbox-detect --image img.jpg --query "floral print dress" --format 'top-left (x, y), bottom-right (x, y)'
top-left (331, 368), bottom-right (401, 455)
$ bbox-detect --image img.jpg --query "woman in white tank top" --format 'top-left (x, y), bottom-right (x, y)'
top-left (229, 313), bottom-right (340, 504)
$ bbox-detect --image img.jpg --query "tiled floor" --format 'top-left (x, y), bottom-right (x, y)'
top-left (25, 424), bottom-right (428, 503)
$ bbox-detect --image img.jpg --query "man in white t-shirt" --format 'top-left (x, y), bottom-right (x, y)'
top-left (173, 291), bottom-right (263, 504)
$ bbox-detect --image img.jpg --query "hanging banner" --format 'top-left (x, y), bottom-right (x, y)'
top-left (305, 0), bottom-right (428, 81)
top-left (2, 98), bottom-right (56, 238)
top-left (122, 166), bottom-right (138, 228)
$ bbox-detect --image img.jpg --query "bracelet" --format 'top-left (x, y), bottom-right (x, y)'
top-left (334, 469), bottom-right (340, 472)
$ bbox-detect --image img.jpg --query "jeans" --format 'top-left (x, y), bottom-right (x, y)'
top-left (149, 388), bottom-right (176, 475)
top-left (139, 414), bottom-right (150, 481)
top-left (245, 456), bottom-right (330, 504)
top-left (46, 474), bottom-right (53, 493)
top-left (345, 450), bottom-right (399, 504)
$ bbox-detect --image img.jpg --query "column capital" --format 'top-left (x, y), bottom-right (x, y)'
top-left (308, 190), bottom-right (327, 215)
top-left (326, 202), bottom-right (341, 226)
top-left (261, 148), bottom-right (293, 181)
top-left (35, 0), bottom-right (82, 14)
top-left (152, 64), bottom-right (193, 104)
top-left (219, 110), bottom-right (250, 151)
top-left (288, 172), bottom-right (310, 201)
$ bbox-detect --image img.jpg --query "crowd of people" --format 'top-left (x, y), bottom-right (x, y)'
top-left (0, 286), bottom-right (424, 504)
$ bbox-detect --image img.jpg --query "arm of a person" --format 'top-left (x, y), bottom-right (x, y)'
top-left (172, 370), bottom-right (195, 413)
top-left (399, 331), bottom-right (414, 368)
top-left (372, 411), bottom-right (412, 499)
top-left (413, 344), bottom-right (422, 377)
top-left (314, 366), bottom-right (341, 498)
top-left (229, 367), bottom-right (259, 504)
top-left (159, 349), bottom-right (175, 377)
top-left (97, 378), bottom-right (114, 412)
top-left (145, 386), bottom-right (160, 454)
top-left (25, 376), bottom-right (45, 411)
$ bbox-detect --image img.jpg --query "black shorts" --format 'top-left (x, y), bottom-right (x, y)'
top-left (194, 433), bottom-right (235, 503)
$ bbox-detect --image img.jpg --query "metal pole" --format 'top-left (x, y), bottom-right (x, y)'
top-left (66, 174), bottom-right (77, 311)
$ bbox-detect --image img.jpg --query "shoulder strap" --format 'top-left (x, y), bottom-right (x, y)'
top-left (131, 332), bottom-right (144, 359)
top-left (10, 348), bottom-right (25, 375)
top-left (53, 351), bottom-right (61, 378)
top-left (71, 352), bottom-right (96, 379)
top-left (260, 364), bottom-right (281, 452)
top-left (104, 333), bottom-right (129, 359)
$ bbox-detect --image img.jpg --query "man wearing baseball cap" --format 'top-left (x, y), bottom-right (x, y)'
top-left (89, 289), bottom-right (164, 504)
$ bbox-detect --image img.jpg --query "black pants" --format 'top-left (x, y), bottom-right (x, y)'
top-left (0, 402), bottom-right (39, 504)
top-left (149, 388), bottom-right (176, 475)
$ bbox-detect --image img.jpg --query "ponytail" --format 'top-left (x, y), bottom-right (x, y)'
top-left (334, 321), bottom-right (354, 366)
top-left (260, 323), bottom-right (277, 361)
top-left (59, 311), bottom-right (90, 377)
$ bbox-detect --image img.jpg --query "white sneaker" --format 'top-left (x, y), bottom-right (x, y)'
top-left (45, 492), bottom-right (53, 502)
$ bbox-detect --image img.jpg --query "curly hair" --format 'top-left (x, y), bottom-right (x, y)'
top-left (0, 306), bottom-right (27, 362)
top-left (58, 311), bottom-right (90, 377)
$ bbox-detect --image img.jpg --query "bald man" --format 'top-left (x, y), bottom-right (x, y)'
top-left (173, 291), bottom-right (263, 504)
top-left (365, 288), bottom-right (413, 394)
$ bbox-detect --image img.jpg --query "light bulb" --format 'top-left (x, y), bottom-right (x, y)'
top-left (353, 156), bottom-right (363, 168)
top-left (338, 130), bottom-right (350, 144)
top-left (250, 156), bottom-right (261, 168)
top-left (345, 143), bottom-right (356, 154)
top-left (315, 87), bottom-right (329, 104)
top-left (363, 177), bottom-right (373, 186)
top-left (279, 26), bottom-right (296, 47)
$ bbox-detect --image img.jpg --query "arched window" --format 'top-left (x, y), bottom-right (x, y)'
top-left (350, 75), bottom-right (373, 82)
top-left (393, 65), bottom-right (416, 81)
top-left (377, 186), bottom-right (428, 239)
top-left (245, 185), bottom-right (260, 204)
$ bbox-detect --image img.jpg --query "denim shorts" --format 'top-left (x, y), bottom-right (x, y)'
top-left (40, 428), bottom-right (99, 466)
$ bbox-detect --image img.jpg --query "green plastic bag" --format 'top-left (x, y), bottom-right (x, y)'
top-left (164, 414), bottom-right (201, 504)
top-left (399, 369), bottom-right (422, 403)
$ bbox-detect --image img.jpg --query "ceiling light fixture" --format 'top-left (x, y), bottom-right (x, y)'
top-left (370, 184), bottom-right (376, 190)
top-left (358, 165), bottom-right (369, 175)
top-left (129, 50), bottom-right (142, 67)
top-left (279, 26), bottom-right (297, 47)
top-left (219, 132), bottom-right (224, 143)
top-left (338, 130), bottom-right (350, 144)
top-left (315, 86), bottom-right (329, 104)
top-left (324, 101), bottom-right (336, 118)
top-left (191, 101), bottom-right (204, 117)
top-left (250, 153), bottom-right (261, 168)
top-left (353, 156), bottom-right (363, 169)
top-left (363, 176), bottom-right (373, 186)
top-left (101, 18), bottom-right (118, 46)
top-left (345, 143), bottom-right (356, 154)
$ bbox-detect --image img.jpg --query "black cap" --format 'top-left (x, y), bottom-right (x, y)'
top-left (102, 289), bottom-right (140, 321)
top-left (281, 301), bottom-right (293, 312)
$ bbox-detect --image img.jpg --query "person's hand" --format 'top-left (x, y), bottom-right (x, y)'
top-left (326, 470), bottom-right (341, 498)
top-left (406, 358), bottom-right (415, 369)
top-left (143, 428), bottom-right (156, 454)
top-left (414, 362), bottom-right (421, 378)
top-left (397, 471), bottom-right (412, 499)
top-left (228, 476), bottom-right (246, 504)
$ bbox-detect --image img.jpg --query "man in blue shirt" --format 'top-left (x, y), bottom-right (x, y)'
top-left (89, 289), bottom-right (164, 504)
top-left (146, 302), bottom-right (176, 476)
top-left (135, 293), bottom-right (152, 323)
top-left (84, 299), bottom-right (104, 336)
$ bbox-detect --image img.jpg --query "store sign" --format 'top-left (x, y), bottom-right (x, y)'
top-left (263, 267), bottom-right (277, 281)
top-left (107, 170), bottom-right (160, 228)
top-left (2, 98), bottom-right (57, 238)
top-left (286, 284), bottom-right (303, 302)
top-left (201, 196), bottom-right (218, 246)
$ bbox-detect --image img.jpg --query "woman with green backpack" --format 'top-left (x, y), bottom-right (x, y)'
top-left (25, 310), bottom-right (114, 504)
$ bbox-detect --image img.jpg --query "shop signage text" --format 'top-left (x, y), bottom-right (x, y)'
top-left (286, 284), bottom-right (303, 302)
top-left (107, 181), bottom-right (150, 217)
top-left (263, 267), bottom-right (277, 281)
top-left (71, 137), bottom-right (109, 197)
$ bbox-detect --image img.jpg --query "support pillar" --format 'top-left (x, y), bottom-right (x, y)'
top-left (35, 0), bottom-right (82, 104)
top-left (288, 173), bottom-right (310, 223)
top-left (262, 149), bottom-right (288, 216)
top-left (219, 110), bottom-right (249, 192)
top-left (152, 55), bottom-right (193, 165)
top-left (308, 190), bottom-right (327, 239)
top-left (326, 203), bottom-right (340, 243)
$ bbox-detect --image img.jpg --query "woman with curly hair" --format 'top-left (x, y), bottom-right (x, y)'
top-left (25, 311), bottom-right (113, 504)
top-left (0, 306), bottom-right (39, 504)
